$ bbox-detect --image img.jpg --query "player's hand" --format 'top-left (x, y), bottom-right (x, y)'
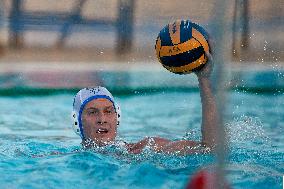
top-left (194, 52), bottom-right (213, 79)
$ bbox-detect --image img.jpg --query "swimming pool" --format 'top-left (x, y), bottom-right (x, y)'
top-left (0, 90), bottom-right (283, 189)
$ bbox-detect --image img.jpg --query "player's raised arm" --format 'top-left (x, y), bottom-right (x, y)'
top-left (154, 20), bottom-right (217, 153)
top-left (194, 53), bottom-right (218, 149)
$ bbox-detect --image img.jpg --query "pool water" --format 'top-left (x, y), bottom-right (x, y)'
top-left (0, 91), bottom-right (283, 189)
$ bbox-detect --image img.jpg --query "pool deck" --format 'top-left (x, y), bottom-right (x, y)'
top-left (0, 61), bottom-right (283, 95)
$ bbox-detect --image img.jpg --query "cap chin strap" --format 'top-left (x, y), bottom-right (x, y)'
top-left (72, 104), bottom-right (121, 139)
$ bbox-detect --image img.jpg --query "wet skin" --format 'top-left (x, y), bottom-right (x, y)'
top-left (81, 98), bottom-right (206, 155)
top-left (81, 98), bottom-right (118, 146)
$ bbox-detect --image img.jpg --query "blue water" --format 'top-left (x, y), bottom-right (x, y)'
top-left (0, 91), bottom-right (283, 189)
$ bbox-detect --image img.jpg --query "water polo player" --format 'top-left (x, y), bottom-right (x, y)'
top-left (71, 54), bottom-right (217, 155)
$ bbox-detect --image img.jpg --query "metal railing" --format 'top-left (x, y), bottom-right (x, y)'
top-left (232, 0), bottom-right (250, 57)
top-left (8, 0), bottom-right (135, 54)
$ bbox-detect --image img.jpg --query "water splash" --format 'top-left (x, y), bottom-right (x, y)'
top-left (225, 115), bottom-right (270, 146)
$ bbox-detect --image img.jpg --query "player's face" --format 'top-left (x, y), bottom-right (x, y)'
top-left (81, 98), bottom-right (117, 146)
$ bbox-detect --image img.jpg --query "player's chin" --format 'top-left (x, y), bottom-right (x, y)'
top-left (97, 135), bottom-right (115, 144)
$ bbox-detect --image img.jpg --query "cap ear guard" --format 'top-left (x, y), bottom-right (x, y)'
top-left (71, 110), bottom-right (83, 138)
top-left (115, 103), bottom-right (121, 126)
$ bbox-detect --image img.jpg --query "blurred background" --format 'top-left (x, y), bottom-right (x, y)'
top-left (0, 0), bottom-right (283, 91)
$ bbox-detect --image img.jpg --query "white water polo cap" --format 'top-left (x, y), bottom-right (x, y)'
top-left (72, 87), bottom-right (121, 139)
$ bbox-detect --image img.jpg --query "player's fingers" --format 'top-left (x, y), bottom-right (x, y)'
top-left (205, 51), bottom-right (213, 62)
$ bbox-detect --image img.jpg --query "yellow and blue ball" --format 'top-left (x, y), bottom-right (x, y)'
top-left (155, 20), bottom-right (210, 74)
